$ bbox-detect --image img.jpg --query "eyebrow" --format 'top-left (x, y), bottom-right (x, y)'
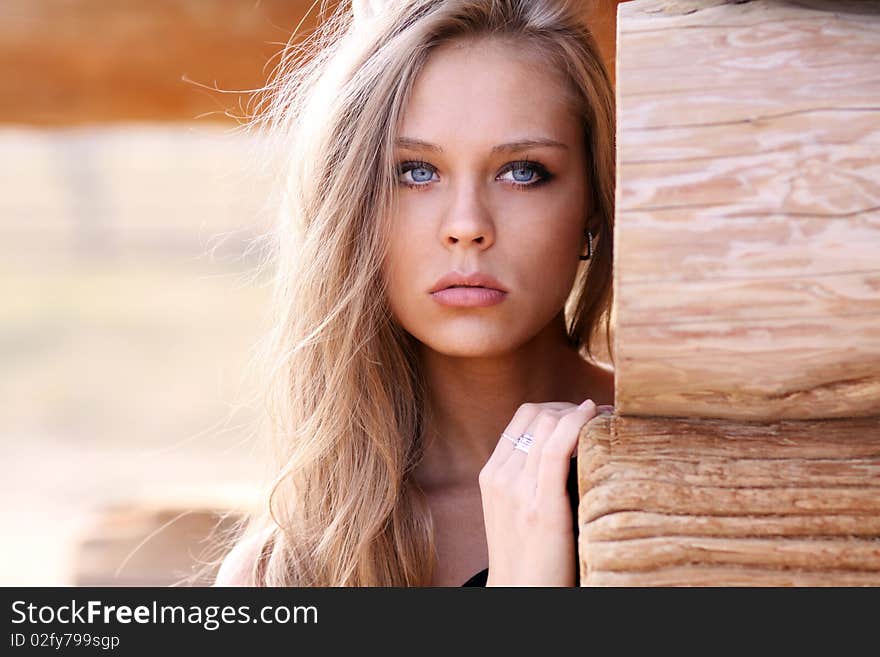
top-left (395, 137), bottom-right (569, 154)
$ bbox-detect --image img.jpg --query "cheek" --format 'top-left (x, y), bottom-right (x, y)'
top-left (519, 254), bottom-right (580, 327)
top-left (518, 215), bottom-right (584, 297)
top-left (381, 226), bottom-right (426, 319)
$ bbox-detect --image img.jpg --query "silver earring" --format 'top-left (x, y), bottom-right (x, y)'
top-left (579, 229), bottom-right (593, 261)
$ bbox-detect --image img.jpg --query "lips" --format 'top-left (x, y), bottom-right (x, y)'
top-left (428, 271), bottom-right (508, 294)
top-left (430, 286), bottom-right (507, 308)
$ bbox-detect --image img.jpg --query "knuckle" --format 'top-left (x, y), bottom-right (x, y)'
top-left (509, 405), bottom-right (531, 428)
top-left (534, 411), bottom-right (559, 433)
top-left (486, 468), bottom-right (512, 494)
top-left (538, 407), bottom-right (561, 417)
top-left (521, 499), bottom-right (541, 526)
top-left (517, 402), bottom-right (539, 418)
top-left (513, 483), bottom-right (533, 508)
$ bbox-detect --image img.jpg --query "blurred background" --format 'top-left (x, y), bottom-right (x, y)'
top-left (1, 0), bottom-right (621, 586)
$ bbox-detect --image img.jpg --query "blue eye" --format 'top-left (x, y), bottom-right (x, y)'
top-left (395, 159), bottom-right (552, 191)
top-left (396, 160), bottom-right (438, 188)
top-left (498, 159), bottom-right (553, 190)
top-left (511, 167), bottom-right (534, 182)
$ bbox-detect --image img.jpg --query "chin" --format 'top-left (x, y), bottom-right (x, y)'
top-left (417, 328), bottom-right (520, 359)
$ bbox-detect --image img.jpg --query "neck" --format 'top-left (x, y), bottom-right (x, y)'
top-left (413, 311), bottom-right (596, 492)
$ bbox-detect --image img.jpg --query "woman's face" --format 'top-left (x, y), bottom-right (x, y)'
top-left (382, 38), bottom-right (589, 357)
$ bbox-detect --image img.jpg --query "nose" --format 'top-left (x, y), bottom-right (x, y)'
top-left (439, 193), bottom-right (496, 251)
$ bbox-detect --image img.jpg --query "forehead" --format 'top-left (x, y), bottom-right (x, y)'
top-left (398, 38), bottom-right (581, 148)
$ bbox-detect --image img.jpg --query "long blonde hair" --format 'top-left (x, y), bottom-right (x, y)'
top-left (213, 0), bottom-right (615, 587)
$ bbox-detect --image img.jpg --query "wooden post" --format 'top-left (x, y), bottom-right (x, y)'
top-left (578, 0), bottom-right (880, 585)
top-left (613, 0), bottom-right (880, 422)
top-left (579, 413), bottom-right (880, 585)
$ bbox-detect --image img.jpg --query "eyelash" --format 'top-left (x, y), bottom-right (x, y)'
top-left (395, 158), bottom-right (553, 191)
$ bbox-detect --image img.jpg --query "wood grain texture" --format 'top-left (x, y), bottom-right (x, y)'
top-left (614, 0), bottom-right (880, 420)
top-left (577, 413), bottom-right (880, 586)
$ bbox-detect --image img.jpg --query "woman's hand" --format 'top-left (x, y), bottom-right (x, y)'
top-left (478, 398), bottom-right (599, 586)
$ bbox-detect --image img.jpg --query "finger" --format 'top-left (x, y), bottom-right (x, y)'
top-left (485, 403), bottom-right (541, 471)
top-left (514, 409), bottom-right (562, 479)
top-left (521, 405), bottom-right (583, 483)
top-left (501, 406), bottom-right (568, 484)
top-left (535, 400), bottom-right (597, 502)
top-left (486, 402), bottom-right (572, 470)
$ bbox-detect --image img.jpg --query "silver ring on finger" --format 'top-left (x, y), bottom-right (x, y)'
top-left (514, 432), bottom-right (534, 454)
top-left (501, 431), bottom-right (518, 445)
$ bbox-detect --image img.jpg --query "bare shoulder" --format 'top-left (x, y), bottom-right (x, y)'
top-left (213, 526), bottom-right (274, 587)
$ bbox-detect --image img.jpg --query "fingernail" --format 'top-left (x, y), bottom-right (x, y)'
top-left (578, 399), bottom-right (596, 410)
top-left (597, 404), bottom-right (615, 414)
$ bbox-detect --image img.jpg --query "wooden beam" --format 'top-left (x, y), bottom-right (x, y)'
top-left (577, 413), bottom-right (880, 586)
top-left (613, 0), bottom-right (880, 421)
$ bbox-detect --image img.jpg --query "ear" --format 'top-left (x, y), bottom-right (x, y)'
top-left (352, 0), bottom-right (388, 25)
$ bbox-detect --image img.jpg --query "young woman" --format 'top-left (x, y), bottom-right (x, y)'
top-left (214, 0), bottom-right (615, 587)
